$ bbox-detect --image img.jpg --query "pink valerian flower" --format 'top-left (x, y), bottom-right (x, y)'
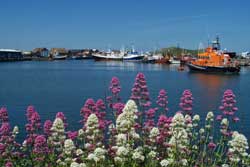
top-left (179, 89), bottom-right (193, 115)
top-left (156, 115), bottom-right (172, 144)
top-left (56, 112), bottom-right (68, 128)
top-left (0, 123), bottom-right (11, 136)
top-left (0, 143), bottom-right (5, 154)
top-left (106, 77), bottom-right (122, 109)
top-left (95, 99), bottom-right (106, 119)
top-left (33, 135), bottom-right (49, 153)
top-left (218, 89), bottom-right (239, 123)
top-left (0, 107), bottom-right (9, 123)
top-left (109, 77), bottom-right (121, 98)
top-left (5, 161), bottom-right (13, 167)
top-left (156, 89), bottom-right (169, 115)
top-left (25, 106), bottom-right (41, 134)
top-left (67, 131), bottom-right (78, 140)
top-left (144, 108), bottom-right (157, 131)
top-left (80, 98), bottom-right (97, 125)
top-left (43, 120), bottom-right (53, 136)
top-left (208, 142), bottom-right (216, 149)
top-left (25, 106), bottom-right (41, 146)
top-left (112, 102), bottom-right (125, 116)
top-left (130, 73), bottom-right (151, 128)
top-left (130, 73), bottom-right (151, 108)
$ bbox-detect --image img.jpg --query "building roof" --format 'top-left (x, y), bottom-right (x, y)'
top-left (0, 49), bottom-right (22, 52)
top-left (33, 48), bottom-right (48, 53)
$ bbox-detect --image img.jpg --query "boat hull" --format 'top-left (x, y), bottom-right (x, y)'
top-left (92, 54), bottom-right (123, 61)
top-left (123, 55), bottom-right (144, 61)
top-left (187, 63), bottom-right (240, 73)
top-left (53, 56), bottom-right (67, 60)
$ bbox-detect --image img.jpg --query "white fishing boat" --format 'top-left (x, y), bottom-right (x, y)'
top-left (123, 47), bottom-right (144, 61)
top-left (53, 55), bottom-right (67, 60)
top-left (92, 49), bottom-right (124, 61)
top-left (169, 57), bottom-right (181, 64)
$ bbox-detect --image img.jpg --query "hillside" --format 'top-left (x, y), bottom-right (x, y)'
top-left (157, 47), bottom-right (200, 57)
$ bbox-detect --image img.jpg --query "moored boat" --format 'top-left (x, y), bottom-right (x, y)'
top-left (187, 36), bottom-right (240, 73)
top-left (92, 51), bottom-right (123, 61)
top-left (123, 52), bottom-right (144, 61)
top-left (53, 55), bottom-right (67, 60)
top-left (169, 57), bottom-right (181, 64)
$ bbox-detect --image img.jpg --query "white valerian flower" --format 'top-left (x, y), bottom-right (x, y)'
top-left (70, 162), bottom-right (86, 167)
top-left (70, 162), bottom-right (79, 167)
top-left (228, 131), bottom-right (249, 163)
top-left (94, 147), bottom-right (106, 161)
top-left (132, 147), bottom-right (144, 161)
top-left (78, 129), bottom-right (84, 136)
top-left (181, 159), bottom-right (188, 166)
top-left (87, 153), bottom-right (98, 162)
top-left (193, 114), bottom-right (200, 122)
top-left (221, 118), bottom-right (229, 126)
top-left (51, 118), bottom-right (65, 133)
top-left (79, 163), bottom-right (86, 167)
top-left (132, 151), bottom-right (145, 161)
top-left (199, 128), bottom-right (205, 134)
top-left (171, 113), bottom-right (185, 128)
top-left (192, 145), bottom-right (198, 150)
top-left (114, 156), bottom-right (123, 163)
top-left (129, 128), bottom-right (140, 139)
top-left (206, 111), bottom-right (214, 121)
top-left (86, 114), bottom-right (99, 131)
top-left (149, 127), bottom-right (160, 138)
top-left (116, 133), bottom-right (127, 146)
top-left (116, 100), bottom-right (137, 133)
top-left (116, 146), bottom-right (129, 157)
top-left (22, 140), bottom-right (27, 147)
top-left (12, 126), bottom-right (19, 135)
top-left (76, 149), bottom-right (83, 156)
top-left (64, 139), bottom-right (75, 155)
top-left (160, 159), bottom-right (170, 167)
top-left (192, 114), bottom-right (200, 127)
top-left (148, 150), bottom-right (157, 158)
top-left (168, 112), bottom-right (189, 161)
top-left (221, 164), bottom-right (229, 167)
top-left (49, 118), bottom-right (65, 148)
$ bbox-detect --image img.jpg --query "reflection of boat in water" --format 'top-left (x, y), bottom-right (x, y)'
top-left (187, 36), bottom-right (240, 73)
top-left (69, 55), bottom-right (93, 60)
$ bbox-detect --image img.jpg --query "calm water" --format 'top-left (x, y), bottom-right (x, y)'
top-left (0, 60), bottom-right (250, 140)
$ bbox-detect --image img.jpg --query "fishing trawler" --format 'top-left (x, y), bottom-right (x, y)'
top-left (92, 49), bottom-right (124, 61)
top-left (187, 37), bottom-right (240, 73)
top-left (123, 46), bottom-right (144, 61)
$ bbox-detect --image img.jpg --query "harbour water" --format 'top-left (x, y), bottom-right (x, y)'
top-left (0, 60), bottom-right (250, 140)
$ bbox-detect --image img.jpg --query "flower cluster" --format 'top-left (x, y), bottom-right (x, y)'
top-left (217, 89), bottom-right (239, 124)
top-left (0, 73), bottom-right (249, 167)
top-left (179, 89), bottom-right (193, 115)
top-left (156, 89), bottom-right (169, 115)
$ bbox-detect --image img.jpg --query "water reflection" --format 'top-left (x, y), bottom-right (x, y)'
top-left (188, 72), bottom-right (240, 110)
top-left (94, 61), bottom-right (173, 71)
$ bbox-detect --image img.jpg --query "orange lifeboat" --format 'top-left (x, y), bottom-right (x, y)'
top-left (187, 37), bottom-right (240, 73)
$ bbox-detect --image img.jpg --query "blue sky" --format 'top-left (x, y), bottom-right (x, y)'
top-left (0, 0), bottom-right (249, 52)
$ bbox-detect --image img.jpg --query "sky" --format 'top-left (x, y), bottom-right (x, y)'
top-left (0, 0), bottom-right (249, 52)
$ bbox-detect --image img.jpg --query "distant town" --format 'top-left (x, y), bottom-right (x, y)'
top-left (0, 46), bottom-right (250, 66)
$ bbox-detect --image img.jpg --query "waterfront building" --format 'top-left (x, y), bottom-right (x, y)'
top-left (32, 48), bottom-right (49, 57)
top-left (50, 48), bottom-right (68, 57)
top-left (0, 49), bottom-right (23, 61)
